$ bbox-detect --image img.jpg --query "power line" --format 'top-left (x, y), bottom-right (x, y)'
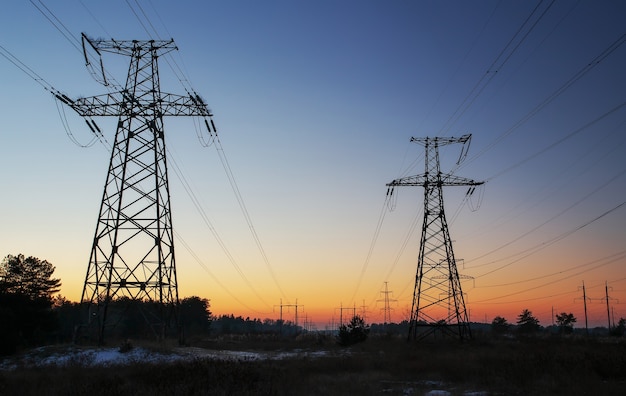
top-left (350, 195), bottom-right (390, 303)
top-left (486, 101), bottom-right (626, 181)
top-left (439, 0), bottom-right (556, 135)
top-left (416, 0), bottom-right (501, 134)
top-left (0, 44), bottom-right (55, 91)
top-left (472, 199), bottom-right (626, 279)
top-left (175, 231), bottom-right (269, 314)
top-left (51, 1), bottom-right (289, 305)
top-left (123, 0), bottom-right (289, 302)
top-left (167, 147), bottom-right (273, 309)
top-left (478, 250), bottom-right (626, 289)
top-left (1, 32), bottom-right (264, 311)
top-left (464, 32), bottom-right (626, 165)
top-left (29, 0), bottom-right (82, 53)
top-left (472, 251), bottom-right (626, 304)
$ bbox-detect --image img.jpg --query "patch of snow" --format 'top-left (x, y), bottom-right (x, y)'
top-left (173, 347), bottom-right (333, 361)
top-left (0, 346), bottom-right (336, 370)
top-left (0, 347), bottom-right (185, 370)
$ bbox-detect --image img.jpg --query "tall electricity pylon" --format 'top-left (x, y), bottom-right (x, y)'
top-left (386, 135), bottom-right (483, 341)
top-left (58, 35), bottom-right (214, 343)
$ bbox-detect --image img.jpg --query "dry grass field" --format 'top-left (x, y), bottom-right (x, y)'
top-left (1, 334), bottom-right (625, 395)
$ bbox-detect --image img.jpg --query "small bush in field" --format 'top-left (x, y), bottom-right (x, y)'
top-left (337, 315), bottom-right (370, 346)
top-left (491, 315), bottom-right (510, 336)
top-left (516, 309), bottom-right (541, 334)
top-left (119, 339), bottom-right (133, 353)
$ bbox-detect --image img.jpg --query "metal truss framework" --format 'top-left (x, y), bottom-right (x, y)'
top-left (387, 135), bottom-right (483, 341)
top-left (60, 36), bottom-right (213, 343)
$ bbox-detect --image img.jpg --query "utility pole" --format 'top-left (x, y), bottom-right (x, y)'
top-left (387, 135), bottom-right (483, 341)
top-left (276, 299), bottom-right (302, 331)
top-left (576, 281), bottom-right (590, 336)
top-left (335, 303), bottom-right (357, 327)
top-left (603, 281), bottom-right (617, 329)
top-left (606, 281), bottom-right (611, 329)
top-left (274, 299), bottom-right (284, 333)
top-left (59, 34), bottom-right (214, 344)
top-left (360, 299), bottom-right (369, 322)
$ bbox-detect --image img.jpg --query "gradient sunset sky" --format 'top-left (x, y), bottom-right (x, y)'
top-left (1, 0), bottom-right (625, 330)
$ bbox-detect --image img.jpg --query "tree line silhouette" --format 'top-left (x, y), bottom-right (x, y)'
top-left (2, 254), bottom-right (624, 356)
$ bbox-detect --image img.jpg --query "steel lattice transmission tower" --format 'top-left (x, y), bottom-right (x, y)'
top-left (386, 135), bottom-right (483, 341)
top-left (59, 35), bottom-right (214, 342)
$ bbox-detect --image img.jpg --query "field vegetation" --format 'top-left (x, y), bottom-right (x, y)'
top-left (1, 333), bottom-right (625, 395)
top-left (2, 254), bottom-right (625, 394)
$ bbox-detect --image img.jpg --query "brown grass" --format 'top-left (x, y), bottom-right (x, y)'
top-left (1, 335), bottom-right (625, 395)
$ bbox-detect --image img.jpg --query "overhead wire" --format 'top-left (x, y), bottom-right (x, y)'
top-left (439, 0), bottom-right (555, 136)
top-left (486, 101), bottom-right (626, 181)
top-left (28, 0), bottom-right (274, 308)
top-left (473, 288), bottom-right (576, 305)
top-left (435, 23), bottom-right (626, 314)
top-left (123, 0), bottom-right (290, 302)
top-left (0, 43), bottom-right (54, 91)
top-left (362, 205), bottom-right (424, 310)
top-left (441, 0), bottom-right (584, 228)
top-left (458, 109), bottom-right (626, 249)
top-left (78, 0), bottom-right (113, 38)
top-left (174, 230), bottom-right (270, 314)
top-left (29, 0), bottom-right (82, 53)
top-left (473, 200), bottom-right (626, 279)
top-left (0, 42), bottom-right (108, 148)
top-left (382, 206), bottom-right (422, 285)
top-left (377, 1), bottom-right (560, 321)
top-left (471, 111), bottom-right (626, 268)
top-left (124, 0), bottom-right (196, 94)
top-left (464, 31), bottom-right (626, 166)
top-left (472, 250), bottom-right (626, 304)
top-left (349, 195), bottom-right (392, 303)
top-left (31, 1), bottom-right (122, 90)
top-left (21, 2), bottom-right (626, 320)
top-left (479, 250), bottom-right (626, 289)
top-left (167, 150), bottom-right (273, 310)
top-left (479, 165), bottom-right (626, 263)
top-left (53, 97), bottom-right (98, 148)
top-left (212, 134), bottom-right (290, 302)
top-left (460, 0), bottom-right (582, 131)
top-left (416, 0), bottom-right (502, 135)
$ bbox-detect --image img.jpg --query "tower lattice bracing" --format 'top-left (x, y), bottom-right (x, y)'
top-left (60, 36), bottom-right (214, 342)
top-left (387, 135), bottom-right (483, 341)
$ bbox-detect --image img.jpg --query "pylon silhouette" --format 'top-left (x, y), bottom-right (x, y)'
top-left (59, 35), bottom-right (214, 343)
top-left (387, 135), bottom-right (483, 341)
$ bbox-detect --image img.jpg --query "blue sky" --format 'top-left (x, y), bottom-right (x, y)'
top-left (1, 1), bottom-right (625, 329)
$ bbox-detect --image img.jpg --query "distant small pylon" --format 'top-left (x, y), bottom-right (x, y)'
top-left (376, 281), bottom-right (397, 324)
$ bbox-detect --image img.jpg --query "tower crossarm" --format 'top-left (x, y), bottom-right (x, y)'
top-left (82, 34), bottom-right (178, 57)
top-left (386, 173), bottom-right (484, 187)
top-left (440, 174), bottom-right (484, 187)
top-left (56, 91), bottom-right (213, 117)
top-left (410, 134), bottom-right (470, 146)
top-left (386, 174), bottom-right (428, 187)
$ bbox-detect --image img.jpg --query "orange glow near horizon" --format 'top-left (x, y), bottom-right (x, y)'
top-left (2, 1), bottom-right (625, 335)
top-left (53, 249), bottom-right (625, 331)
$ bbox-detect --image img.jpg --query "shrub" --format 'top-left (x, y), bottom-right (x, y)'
top-left (337, 315), bottom-right (370, 346)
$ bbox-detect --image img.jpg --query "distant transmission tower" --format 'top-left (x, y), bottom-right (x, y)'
top-left (58, 35), bottom-right (214, 343)
top-left (386, 135), bottom-right (483, 341)
top-left (376, 281), bottom-right (397, 324)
